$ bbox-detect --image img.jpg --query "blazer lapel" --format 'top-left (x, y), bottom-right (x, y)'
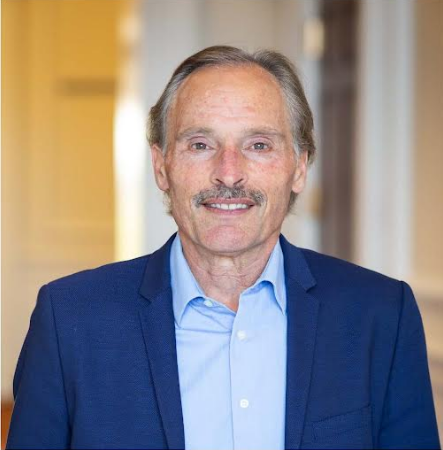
top-left (280, 236), bottom-right (320, 450)
top-left (138, 234), bottom-right (185, 450)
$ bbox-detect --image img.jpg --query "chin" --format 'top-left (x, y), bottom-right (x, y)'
top-left (198, 226), bottom-right (257, 255)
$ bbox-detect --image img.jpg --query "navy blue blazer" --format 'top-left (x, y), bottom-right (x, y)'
top-left (7, 235), bottom-right (440, 449)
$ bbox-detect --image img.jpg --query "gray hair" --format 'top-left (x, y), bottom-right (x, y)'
top-left (148, 45), bottom-right (316, 163)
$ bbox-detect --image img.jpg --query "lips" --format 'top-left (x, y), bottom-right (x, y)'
top-left (192, 186), bottom-right (265, 210)
top-left (201, 198), bottom-right (255, 212)
top-left (207, 203), bottom-right (250, 210)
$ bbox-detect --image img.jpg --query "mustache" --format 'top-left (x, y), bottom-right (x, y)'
top-left (192, 185), bottom-right (265, 207)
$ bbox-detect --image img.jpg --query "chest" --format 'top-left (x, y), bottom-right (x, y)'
top-left (175, 295), bottom-right (288, 450)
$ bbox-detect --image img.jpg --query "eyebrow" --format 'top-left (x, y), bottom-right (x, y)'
top-left (243, 127), bottom-right (286, 140)
top-left (176, 126), bottom-right (286, 142)
top-left (176, 127), bottom-right (215, 142)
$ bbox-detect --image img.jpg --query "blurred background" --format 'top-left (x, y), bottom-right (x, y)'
top-left (2, 0), bottom-right (442, 445)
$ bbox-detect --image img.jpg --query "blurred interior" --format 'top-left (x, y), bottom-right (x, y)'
top-left (2, 0), bottom-right (442, 445)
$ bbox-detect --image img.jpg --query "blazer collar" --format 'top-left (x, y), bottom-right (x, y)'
top-left (280, 235), bottom-right (320, 449)
top-left (139, 234), bottom-right (176, 301)
top-left (138, 233), bottom-right (319, 450)
top-left (279, 234), bottom-right (316, 290)
top-left (138, 233), bottom-right (185, 449)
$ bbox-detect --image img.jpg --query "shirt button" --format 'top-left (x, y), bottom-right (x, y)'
top-left (237, 330), bottom-right (247, 341)
top-left (203, 299), bottom-right (214, 307)
top-left (240, 399), bottom-right (249, 409)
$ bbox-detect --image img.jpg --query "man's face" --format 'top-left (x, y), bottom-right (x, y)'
top-left (152, 64), bottom-right (307, 255)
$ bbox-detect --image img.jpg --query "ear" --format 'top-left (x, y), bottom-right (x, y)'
top-left (151, 144), bottom-right (169, 192)
top-left (292, 150), bottom-right (308, 194)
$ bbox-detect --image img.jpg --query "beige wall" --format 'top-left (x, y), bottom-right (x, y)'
top-left (2, 0), bottom-right (120, 399)
top-left (412, 0), bottom-right (443, 296)
top-left (411, 7), bottom-right (443, 429)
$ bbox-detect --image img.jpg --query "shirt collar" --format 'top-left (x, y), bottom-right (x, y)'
top-left (170, 234), bottom-right (287, 326)
top-left (170, 235), bottom-right (205, 326)
top-left (252, 238), bottom-right (287, 315)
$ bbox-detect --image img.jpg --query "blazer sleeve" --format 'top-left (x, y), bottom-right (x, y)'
top-left (377, 281), bottom-right (440, 449)
top-left (6, 284), bottom-right (71, 450)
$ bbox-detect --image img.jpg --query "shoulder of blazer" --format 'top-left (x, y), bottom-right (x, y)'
top-left (43, 234), bottom-right (176, 309)
top-left (42, 254), bottom-right (153, 316)
top-left (299, 246), bottom-right (399, 286)
top-left (46, 254), bottom-right (151, 293)
top-left (297, 246), bottom-right (405, 310)
top-left (280, 235), bottom-right (404, 313)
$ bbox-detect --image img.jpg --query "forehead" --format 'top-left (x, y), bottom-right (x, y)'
top-left (169, 64), bottom-right (289, 134)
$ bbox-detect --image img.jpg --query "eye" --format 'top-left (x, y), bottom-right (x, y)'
top-left (251, 142), bottom-right (270, 151)
top-left (191, 142), bottom-right (209, 150)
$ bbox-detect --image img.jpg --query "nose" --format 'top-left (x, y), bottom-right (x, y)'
top-left (210, 144), bottom-right (248, 188)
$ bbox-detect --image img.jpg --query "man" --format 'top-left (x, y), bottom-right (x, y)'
top-left (7, 46), bottom-right (440, 449)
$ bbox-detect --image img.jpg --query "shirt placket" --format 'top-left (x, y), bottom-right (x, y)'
top-left (230, 290), bottom-right (256, 450)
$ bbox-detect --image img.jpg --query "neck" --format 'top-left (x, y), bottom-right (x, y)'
top-left (179, 232), bottom-right (280, 312)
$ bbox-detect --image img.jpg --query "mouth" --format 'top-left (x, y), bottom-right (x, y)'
top-left (201, 198), bottom-right (255, 214)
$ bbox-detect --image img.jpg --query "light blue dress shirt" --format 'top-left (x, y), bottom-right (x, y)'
top-left (170, 235), bottom-right (287, 450)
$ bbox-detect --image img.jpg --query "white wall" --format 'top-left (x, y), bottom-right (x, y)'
top-left (356, 0), bottom-right (415, 280)
top-left (356, 0), bottom-right (443, 297)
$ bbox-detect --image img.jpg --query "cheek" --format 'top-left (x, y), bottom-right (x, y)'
top-left (167, 166), bottom-right (206, 209)
top-left (267, 184), bottom-right (292, 212)
top-left (253, 161), bottom-right (295, 199)
top-left (167, 161), bottom-right (193, 194)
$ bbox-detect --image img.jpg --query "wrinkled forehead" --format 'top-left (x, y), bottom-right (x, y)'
top-left (167, 64), bottom-right (291, 138)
